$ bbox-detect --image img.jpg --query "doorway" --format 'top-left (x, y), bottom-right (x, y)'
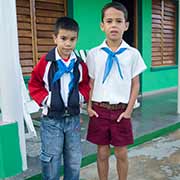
top-left (112, 0), bottom-right (137, 47)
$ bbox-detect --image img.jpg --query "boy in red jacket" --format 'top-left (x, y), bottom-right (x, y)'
top-left (29, 16), bottom-right (89, 180)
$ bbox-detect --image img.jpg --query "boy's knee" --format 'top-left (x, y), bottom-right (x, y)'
top-left (114, 147), bottom-right (128, 161)
top-left (97, 145), bottom-right (110, 161)
top-left (68, 155), bottom-right (81, 168)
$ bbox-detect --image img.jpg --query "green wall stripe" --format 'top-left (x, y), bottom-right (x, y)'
top-left (26, 122), bottom-right (180, 180)
top-left (151, 65), bottom-right (178, 71)
top-left (26, 175), bottom-right (42, 180)
top-left (0, 122), bottom-right (22, 178)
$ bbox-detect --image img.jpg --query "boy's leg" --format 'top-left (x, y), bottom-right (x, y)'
top-left (63, 115), bottom-right (82, 180)
top-left (114, 146), bottom-right (128, 180)
top-left (97, 145), bottom-right (110, 180)
top-left (40, 116), bottom-right (64, 180)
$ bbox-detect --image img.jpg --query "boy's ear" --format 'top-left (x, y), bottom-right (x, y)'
top-left (100, 22), bottom-right (105, 32)
top-left (125, 21), bottom-right (129, 31)
top-left (52, 34), bottom-right (57, 44)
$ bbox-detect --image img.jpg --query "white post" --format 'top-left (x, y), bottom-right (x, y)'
top-left (178, 0), bottom-right (180, 114)
top-left (0, 0), bottom-right (27, 170)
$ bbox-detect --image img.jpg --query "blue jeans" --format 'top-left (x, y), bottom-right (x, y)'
top-left (40, 115), bottom-right (82, 180)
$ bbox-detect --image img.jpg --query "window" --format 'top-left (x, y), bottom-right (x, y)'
top-left (16, 0), bottom-right (67, 75)
top-left (152, 0), bottom-right (177, 67)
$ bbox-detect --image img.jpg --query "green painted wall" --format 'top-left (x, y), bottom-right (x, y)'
top-left (71, 0), bottom-right (178, 93)
top-left (138, 0), bottom-right (178, 93)
top-left (0, 122), bottom-right (22, 178)
top-left (73, 0), bottom-right (111, 50)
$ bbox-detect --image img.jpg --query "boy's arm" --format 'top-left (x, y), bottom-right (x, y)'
top-left (87, 78), bottom-right (98, 117)
top-left (28, 55), bottom-right (48, 106)
top-left (117, 75), bottom-right (140, 122)
top-left (78, 61), bottom-right (90, 102)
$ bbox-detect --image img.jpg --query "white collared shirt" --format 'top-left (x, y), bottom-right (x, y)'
top-left (86, 40), bottom-right (147, 104)
top-left (55, 48), bottom-right (84, 107)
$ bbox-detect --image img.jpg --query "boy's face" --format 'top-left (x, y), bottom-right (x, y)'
top-left (101, 7), bottom-right (129, 43)
top-left (53, 29), bottom-right (78, 59)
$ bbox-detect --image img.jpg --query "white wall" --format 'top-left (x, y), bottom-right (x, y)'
top-left (0, 0), bottom-right (27, 170)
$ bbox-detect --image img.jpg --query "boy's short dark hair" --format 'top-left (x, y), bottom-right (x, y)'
top-left (54, 16), bottom-right (79, 36)
top-left (101, 2), bottom-right (128, 22)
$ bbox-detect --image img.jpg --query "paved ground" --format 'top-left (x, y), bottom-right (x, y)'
top-left (80, 129), bottom-right (180, 180)
top-left (3, 129), bottom-right (180, 180)
top-left (2, 90), bottom-right (180, 179)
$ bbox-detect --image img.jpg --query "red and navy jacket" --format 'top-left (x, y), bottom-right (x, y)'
top-left (28, 48), bottom-right (90, 118)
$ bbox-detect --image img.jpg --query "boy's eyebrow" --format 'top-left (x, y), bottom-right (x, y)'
top-left (60, 35), bottom-right (66, 37)
top-left (70, 36), bottom-right (77, 39)
top-left (104, 17), bottom-right (124, 20)
top-left (59, 35), bottom-right (77, 38)
top-left (104, 16), bottom-right (124, 19)
top-left (70, 35), bottom-right (78, 38)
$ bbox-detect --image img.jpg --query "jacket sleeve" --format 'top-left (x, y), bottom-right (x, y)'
top-left (28, 54), bottom-right (49, 106)
top-left (79, 61), bottom-right (90, 102)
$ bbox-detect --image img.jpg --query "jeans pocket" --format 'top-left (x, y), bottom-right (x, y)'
top-left (40, 152), bottom-right (52, 163)
top-left (40, 152), bottom-right (61, 180)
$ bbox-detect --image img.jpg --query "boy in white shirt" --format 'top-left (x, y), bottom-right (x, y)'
top-left (86, 2), bottom-right (146, 180)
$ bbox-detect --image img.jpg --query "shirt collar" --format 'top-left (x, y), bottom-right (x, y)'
top-left (99, 39), bottom-right (130, 52)
top-left (55, 47), bottom-right (77, 62)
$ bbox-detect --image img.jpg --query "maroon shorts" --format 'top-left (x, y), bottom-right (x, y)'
top-left (87, 103), bottom-right (134, 146)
